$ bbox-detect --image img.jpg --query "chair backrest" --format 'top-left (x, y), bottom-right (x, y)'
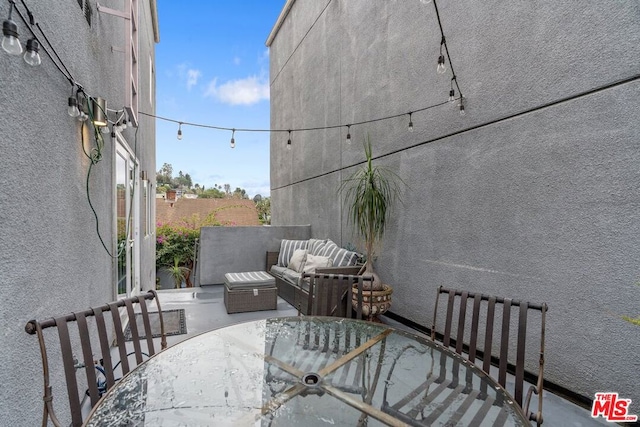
top-left (430, 286), bottom-right (547, 425)
top-left (303, 273), bottom-right (373, 319)
top-left (24, 290), bottom-right (167, 427)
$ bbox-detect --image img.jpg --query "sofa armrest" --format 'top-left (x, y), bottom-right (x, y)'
top-left (266, 251), bottom-right (279, 271)
top-left (316, 265), bottom-right (363, 275)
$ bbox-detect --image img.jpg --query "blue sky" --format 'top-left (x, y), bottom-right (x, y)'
top-left (155, 1), bottom-right (286, 198)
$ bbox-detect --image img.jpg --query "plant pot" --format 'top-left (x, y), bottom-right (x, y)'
top-left (156, 268), bottom-right (186, 289)
top-left (352, 284), bottom-right (393, 320)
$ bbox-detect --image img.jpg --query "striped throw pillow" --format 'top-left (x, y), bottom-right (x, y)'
top-left (308, 238), bottom-right (328, 256)
top-left (321, 241), bottom-right (360, 267)
top-left (277, 239), bottom-right (309, 267)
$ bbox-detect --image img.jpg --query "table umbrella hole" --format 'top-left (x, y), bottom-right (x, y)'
top-left (302, 372), bottom-right (321, 387)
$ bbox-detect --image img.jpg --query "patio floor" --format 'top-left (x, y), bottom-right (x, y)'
top-left (156, 285), bottom-right (608, 426)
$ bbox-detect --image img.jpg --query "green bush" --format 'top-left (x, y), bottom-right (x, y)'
top-left (156, 223), bottom-right (200, 268)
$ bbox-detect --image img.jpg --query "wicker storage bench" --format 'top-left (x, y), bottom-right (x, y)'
top-left (223, 271), bottom-right (277, 314)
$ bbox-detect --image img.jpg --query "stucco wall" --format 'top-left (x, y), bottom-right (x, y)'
top-left (269, 0), bottom-right (640, 407)
top-left (197, 225), bottom-right (311, 285)
top-left (0, 1), bottom-right (157, 425)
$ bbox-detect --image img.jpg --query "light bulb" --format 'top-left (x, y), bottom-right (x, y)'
top-left (346, 126), bottom-right (351, 144)
top-left (67, 97), bottom-right (80, 117)
top-left (101, 125), bottom-right (110, 134)
top-left (449, 89), bottom-right (456, 103)
top-left (408, 113), bottom-right (413, 132)
top-left (230, 129), bottom-right (235, 148)
top-left (287, 130), bottom-right (292, 150)
top-left (77, 112), bottom-right (88, 122)
top-left (23, 38), bottom-right (40, 66)
top-left (459, 103), bottom-right (466, 116)
top-left (177, 124), bottom-right (183, 140)
top-left (437, 55), bottom-right (446, 74)
top-left (2, 19), bottom-right (22, 56)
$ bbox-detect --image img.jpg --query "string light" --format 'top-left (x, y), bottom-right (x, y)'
top-left (287, 130), bottom-right (292, 150)
top-left (67, 86), bottom-right (80, 117)
top-left (177, 123), bottom-right (183, 140)
top-left (2, 0), bottom-right (22, 55)
top-left (140, 95), bottom-right (457, 143)
top-left (449, 77), bottom-right (456, 103)
top-left (408, 112), bottom-right (414, 132)
top-left (230, 129), bottom-right (235, 148)
top-left (432, 0), bottom-right (465, 110)
top-left (23, 37), bottom-right (40, 66)
top-left (436, 36), bottom-right (446, 74)
top-left (135, 0), bottom-right (469, 139)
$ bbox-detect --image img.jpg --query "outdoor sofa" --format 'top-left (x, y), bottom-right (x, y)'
top-left (266, 238), bottom-right (363, 314)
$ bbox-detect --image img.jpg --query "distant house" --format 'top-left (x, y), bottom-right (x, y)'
top-left (156, 198), bottom-right (260, 227)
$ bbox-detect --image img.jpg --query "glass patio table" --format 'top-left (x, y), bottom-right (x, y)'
top-left (84, 316), bottom-right (529, 426)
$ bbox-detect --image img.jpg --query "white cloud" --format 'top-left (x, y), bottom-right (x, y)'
top-left (186, 69), bottom-right (201, 90)
top-left (204, 76), bottom-right (270, 106)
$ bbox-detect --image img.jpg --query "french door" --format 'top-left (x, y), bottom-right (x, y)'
top-left (115, 135), bottom-right (140, 298)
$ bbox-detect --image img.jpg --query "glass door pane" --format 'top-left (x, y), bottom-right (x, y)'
top-left (116, 151), bottom-right (128, 296)
top-left (115, 140), bottom-right (140, 298)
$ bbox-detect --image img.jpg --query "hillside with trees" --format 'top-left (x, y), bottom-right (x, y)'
top-left (156, 163), bottom-right (249, 199)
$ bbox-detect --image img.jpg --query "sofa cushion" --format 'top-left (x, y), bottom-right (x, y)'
top-left (320, 241), bottom-right (360, 267)
top-left (277, 239), bottom-right (309, 267)
top-left (288, 249), bottom-right (307, 273)
top-left (302, 254), bottom-right (334, 274)
top-left (270, 265), bottom-right (288, 278)
top-left (282, 269), bottom-right (302, 286)
top-left (308, 238), bottom-right (328, 256)
top-left (224, 271), bottom-right (276, 289)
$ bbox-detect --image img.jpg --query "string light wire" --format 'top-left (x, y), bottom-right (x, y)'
top-left (139, 98), bottom-right (452, 138)
top-left (433, 0), bottom-right (463, 100)
top-left (10, 0), bottom-right (466, 144)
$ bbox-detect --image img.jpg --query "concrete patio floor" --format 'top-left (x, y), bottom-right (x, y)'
top-left (156, 286), bottom-right (610, 426)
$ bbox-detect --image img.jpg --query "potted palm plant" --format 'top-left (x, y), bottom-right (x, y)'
top-left (340, 136), bottom-right (403, 318)
top-left (164, 256), bottom-right (190, 289)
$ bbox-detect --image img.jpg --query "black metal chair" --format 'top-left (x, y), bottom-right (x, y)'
top-left (430, 286), bottom-right (547, 425)
top-left (24, 290), bottom-right (167, 427)
top-left (303, 272), bottom-right (373, 319)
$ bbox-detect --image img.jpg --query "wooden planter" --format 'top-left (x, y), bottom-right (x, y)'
top-left (352, 284), bottom-right (393, 320)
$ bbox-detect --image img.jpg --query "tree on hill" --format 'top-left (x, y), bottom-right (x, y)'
top-left (155, 163), bottom-right (249, 199)
top-left (233, 187), bottom-right (248, 199)
top-left (256, 197), bottom-right (271, 225)
top-left (199, 187), bottom-right (226, 198)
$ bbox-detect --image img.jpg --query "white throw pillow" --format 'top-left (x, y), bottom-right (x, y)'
top-left (288, 249), bottom-right (307, 273)
top-left (302, 254), bottom-right (333, 274)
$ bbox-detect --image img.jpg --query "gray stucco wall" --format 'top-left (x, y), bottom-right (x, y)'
top-left (269, 0), bottom-right (640, 407)
top-left (197, 225), bottom-right (311, 285)
top-left (0, 1), bottom-right (157, 425)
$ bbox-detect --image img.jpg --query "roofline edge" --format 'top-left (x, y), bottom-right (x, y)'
top-left (265, 0), bottom-right (296, 47)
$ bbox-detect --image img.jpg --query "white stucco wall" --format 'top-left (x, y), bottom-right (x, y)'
top-left (268, 0), bottom-right (640, 408)
top-left (0, 1), bottom-right (157, 425)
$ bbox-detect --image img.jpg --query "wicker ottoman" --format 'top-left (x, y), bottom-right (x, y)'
top-left (223, 271), bottom-right (277, 314)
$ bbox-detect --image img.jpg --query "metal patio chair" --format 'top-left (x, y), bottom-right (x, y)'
top-left (24, 290), bottom-right (167, 427)
top-left (430, 286), bottom-right (547, 425)
top-left (303, 272), bottom-right (374, 319)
